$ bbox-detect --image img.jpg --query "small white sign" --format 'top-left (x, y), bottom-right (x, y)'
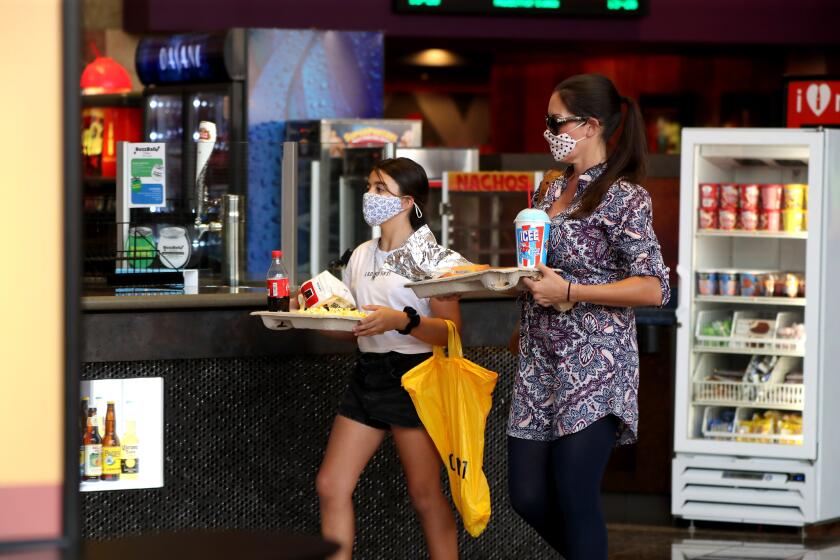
top-left (121, 143), bottom-right (166, 209)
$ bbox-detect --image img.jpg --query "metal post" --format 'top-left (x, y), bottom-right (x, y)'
top-left (282, 141), bottom-right (299, 289)
top-left (221, 194), bottom-right (243, 286)
top-left (441, 172), bottom-right (451, 248)
top-left (116, 141), bottom-right (130, 270)
top-left (310, 160), bottom-right (321, 277)
top-left (339, 175), bottom-right (351, 254)
top-left (383, 142), bottom-right (396, 160)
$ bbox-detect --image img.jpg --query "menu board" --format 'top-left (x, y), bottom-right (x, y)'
top-left (393, 0), bottom-right (645, 17)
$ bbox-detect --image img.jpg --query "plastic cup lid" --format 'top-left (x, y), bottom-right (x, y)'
top-left (514, 208), bottom-right (551, 223)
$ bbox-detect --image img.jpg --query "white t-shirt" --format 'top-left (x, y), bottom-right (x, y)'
top-left (343, 239), bottom-right (433, 355)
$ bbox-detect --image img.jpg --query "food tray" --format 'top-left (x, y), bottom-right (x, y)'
top-left (405, 267), bottom-right (540, 298)
top-left (251, 311), bottom-right (363, 332)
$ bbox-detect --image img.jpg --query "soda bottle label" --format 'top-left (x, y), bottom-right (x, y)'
top-left (267, 278), bottom-right (289, 298)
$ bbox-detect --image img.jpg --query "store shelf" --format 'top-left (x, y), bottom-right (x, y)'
top-left (698, 144), bottom-right (810, 167)
top-left (80, 478), bottom-right (163, 492)
top-left (696, 230), bottom-right (808, 240)
top-left (695, 295), bottom-right (806, 307)
top-left (698, 431), bottom-right (804, 445)
top-left (693, 399), bottom-right (804, 411)
top-left (692, 380), bottom-right (805, 411)
top-left (692, 346), bottom-right (805, 358)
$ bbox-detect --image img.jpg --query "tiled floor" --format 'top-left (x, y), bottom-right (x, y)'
top-left (609, 524), bottom-right (840, 559)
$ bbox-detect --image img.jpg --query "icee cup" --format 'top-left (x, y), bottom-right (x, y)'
top-left (515, 208), bottom-right (551, 270)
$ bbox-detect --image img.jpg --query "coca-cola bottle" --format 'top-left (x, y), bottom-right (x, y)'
top-left (266, 250), bottom-right (290, 312)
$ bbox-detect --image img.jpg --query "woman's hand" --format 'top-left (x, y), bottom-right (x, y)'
top-left (520, 263), bottom-right (571, 307)
top-left (353, 305), bottom-right (409, 337)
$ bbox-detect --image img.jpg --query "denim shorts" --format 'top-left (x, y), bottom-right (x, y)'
top-left (338, 351), bottom-right (432, 430)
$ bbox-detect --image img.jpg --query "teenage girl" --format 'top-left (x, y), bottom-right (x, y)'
top-left (315, 157), bottom-right (461, 560)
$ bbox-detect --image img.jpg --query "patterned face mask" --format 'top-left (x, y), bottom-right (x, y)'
top-left (363, 192), bottom-right (406, 227)
top-left (544, 121), bottom-right (587, 162)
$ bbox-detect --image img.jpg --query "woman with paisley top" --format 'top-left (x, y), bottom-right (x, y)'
top-left (508, 74), bottom-right (671, 559)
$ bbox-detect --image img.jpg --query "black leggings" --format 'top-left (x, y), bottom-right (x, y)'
top-left (508, 415), bottom-right (619, 560)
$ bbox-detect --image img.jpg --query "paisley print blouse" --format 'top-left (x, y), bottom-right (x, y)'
top-left (508, 163), bottom-right (670, 445)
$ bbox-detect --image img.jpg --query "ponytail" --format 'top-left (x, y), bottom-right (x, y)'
top-left (554, 74), bottom-right (648, 219)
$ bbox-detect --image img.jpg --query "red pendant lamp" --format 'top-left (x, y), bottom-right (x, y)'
top-left (80, 44), bottom-right (132, 95)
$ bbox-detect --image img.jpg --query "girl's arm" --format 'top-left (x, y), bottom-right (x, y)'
top-left (353, 297), bottom-right (461, 346)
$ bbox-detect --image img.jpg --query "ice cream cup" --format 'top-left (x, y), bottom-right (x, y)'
top-left (760, 209), bottom-right (781, 231)
top-left (761, 273), bottom-right (777, 297)
top-left (515, 208), bottom-right (551, 270)
top-left (760, 184), bottom-right (783, 210)
top-left (720, 183), bottom-right (740, 208)
top-left (718, 270), bottom-right (739, 296)
top-left (784, 184), bottom-right (806, 210)
top-left (783, 209), bottom-right (805, 233)
top-left (719, 208), bottom-right (738, 230)
top-left (739, 271), bottom-right (763, 297)
top-left (785, 272), bottom-right (800, 298)
top-left (740, 209), bottom-right (759, 231)
top-left (699, 208), bottom-right (718, 230)
top-left (700, 183), bottom-right (720, 209)
top-left (740, 184), bottom-right (759, 211)
top-left (697, 270), bottom-right (718, 296)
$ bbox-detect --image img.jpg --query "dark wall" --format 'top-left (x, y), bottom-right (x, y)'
top-left (80, 350), bottom-right (557, 558)
top-left (490, 51), bottom-right (787, 152)
top-left (81, 332), bottom-right (675, 556)
top-left (124, 0), bottom-right (840, 46)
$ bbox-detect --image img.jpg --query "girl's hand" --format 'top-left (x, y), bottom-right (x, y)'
top-left (520, 263), bottom-right (571, 307)
top-left (353, 305), bottom-right (410, 337)
top-left (432, 294), bottom-right (461, 303)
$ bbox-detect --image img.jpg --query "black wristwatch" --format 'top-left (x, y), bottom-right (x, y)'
top-left (397, 306), bottom-right (421, 335)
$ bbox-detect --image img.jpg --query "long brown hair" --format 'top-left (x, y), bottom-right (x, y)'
top-left (554, 74), bottom-right (647, 218)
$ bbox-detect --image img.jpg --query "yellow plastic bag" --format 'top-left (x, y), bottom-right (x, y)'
top-left (401, 321), bottom-right (499, 537)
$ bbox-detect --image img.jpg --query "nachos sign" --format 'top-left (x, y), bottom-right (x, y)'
top-left (787, 79), bottom-right (840, 127)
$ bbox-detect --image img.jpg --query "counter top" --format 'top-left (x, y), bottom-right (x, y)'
top-left (82, 286), bottom-right (267, 311)
top-left (80, 283), bottom-right (513, 312)
top-left (82, 282), bottom-right (678, 325)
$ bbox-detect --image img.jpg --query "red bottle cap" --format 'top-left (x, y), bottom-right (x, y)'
top-left (272, 250), bottom-right (283, 259)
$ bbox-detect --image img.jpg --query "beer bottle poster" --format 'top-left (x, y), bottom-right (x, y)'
top-left (120, 143), bottom-right (166, 208)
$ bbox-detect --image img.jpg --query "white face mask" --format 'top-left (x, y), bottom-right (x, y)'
top-left (544, 121), bottom-right (587, 162)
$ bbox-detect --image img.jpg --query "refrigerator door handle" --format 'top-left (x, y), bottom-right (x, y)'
top-left (675, 263), bottom-right (688, 329)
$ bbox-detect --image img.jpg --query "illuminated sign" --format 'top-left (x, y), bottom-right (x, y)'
top-left (786, 79), bottom-right (840, 128)
top-left (445, 172), bottom-right (536, 192)
top-left (136, 33), bottom-right (230, 85)
top-left (394, 0), bottom-right (644, 16)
